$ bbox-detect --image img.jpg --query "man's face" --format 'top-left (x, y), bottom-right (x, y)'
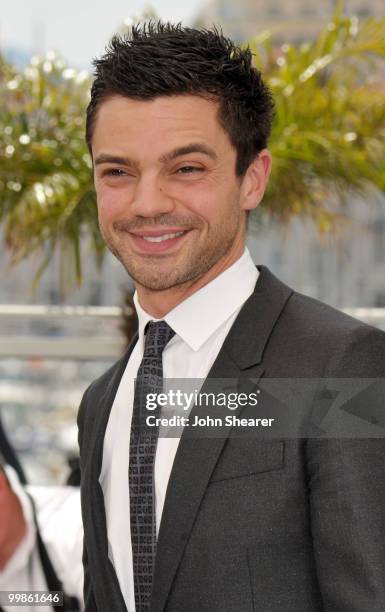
top-left (92, 94), bottom-right (266, 292)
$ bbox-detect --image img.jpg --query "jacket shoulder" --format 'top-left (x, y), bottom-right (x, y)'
top-left (281, 290), bottom-right (385, 376)
top-left (289, 289), bottom-right (382, 333)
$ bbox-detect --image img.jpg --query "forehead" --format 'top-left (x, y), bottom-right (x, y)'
top-left (91, 94), bottom-right (231, 156)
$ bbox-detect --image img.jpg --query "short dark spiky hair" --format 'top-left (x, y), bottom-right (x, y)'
top-left (86, 22), bottom-right (274, 176)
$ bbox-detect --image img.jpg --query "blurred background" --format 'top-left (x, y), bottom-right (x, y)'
top-left (0, 0), bottom-right (384, 484)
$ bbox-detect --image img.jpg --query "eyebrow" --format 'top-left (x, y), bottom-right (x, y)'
top-left (94, 143), bottom-right (217, 168)
top-left (159, 143), bottom-right (217, 163)
top-left (94, 154), bottom-right (139, 169)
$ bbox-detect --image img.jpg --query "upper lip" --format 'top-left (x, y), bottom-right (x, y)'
top-left (129, 228), bottom-right (188, 237)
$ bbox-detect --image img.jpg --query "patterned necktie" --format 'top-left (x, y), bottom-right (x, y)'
top-left (129, 320), bottom-right (175, 611)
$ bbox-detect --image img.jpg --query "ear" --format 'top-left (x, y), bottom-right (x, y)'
top-left (239, 149), bottom-right (272, 212)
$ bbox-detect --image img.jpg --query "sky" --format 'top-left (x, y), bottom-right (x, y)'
top-left (1, 0), bottom-right (203, 68)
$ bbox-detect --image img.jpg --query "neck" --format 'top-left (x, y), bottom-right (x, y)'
top-left (136, 239), bottom-right (246, 319)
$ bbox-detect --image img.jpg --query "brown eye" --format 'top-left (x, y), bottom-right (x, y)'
top-left (176, 166), bottom-right (203, 174)
top-left (105, 168), bottom-right (127, 176)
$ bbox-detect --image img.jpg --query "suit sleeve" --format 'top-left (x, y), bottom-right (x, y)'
top-left (307, 326), bottom-right (385, 611)
top-left (77, 386), bottom-right (89, 459)
top-left (81, 537), bottom-right (98, 612)
top-left (77, 387), bottom-right (98, 612)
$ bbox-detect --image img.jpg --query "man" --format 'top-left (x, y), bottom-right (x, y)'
top-left (77, 23), bottom-right (385, 611)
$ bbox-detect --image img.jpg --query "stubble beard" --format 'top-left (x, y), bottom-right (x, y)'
top-left (101, 209), bottom-right (242, 292)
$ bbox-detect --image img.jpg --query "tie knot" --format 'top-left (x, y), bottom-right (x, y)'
top-left (144, 320), bottom-right (175, 356)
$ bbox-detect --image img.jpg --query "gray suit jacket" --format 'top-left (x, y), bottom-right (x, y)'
top-left (77, 265), bottom-right (385, 611)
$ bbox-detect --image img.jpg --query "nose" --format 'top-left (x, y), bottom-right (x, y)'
top-left (129, 174), bottom-right (175, 218)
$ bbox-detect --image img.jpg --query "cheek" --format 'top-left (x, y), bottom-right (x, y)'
top-left (187, 184), bottom-right (237, 225)
top-left (175, 181), bottom-right (220, 219)
top-left (96, 184), bottom-right (130, 224)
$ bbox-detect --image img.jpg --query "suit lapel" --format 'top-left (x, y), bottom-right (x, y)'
top-left (83, 333), bottom-right (138, 611)
top-left (151, 265), bottom-right (293, 611)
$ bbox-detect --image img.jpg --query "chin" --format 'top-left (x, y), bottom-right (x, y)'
top-left (127, 267), bottom-right (177, 291)
top-left (132, 264), bottom-right (201, 292)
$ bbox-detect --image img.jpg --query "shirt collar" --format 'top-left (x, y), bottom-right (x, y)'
top-left (134, 248), bottom-right (259, 352)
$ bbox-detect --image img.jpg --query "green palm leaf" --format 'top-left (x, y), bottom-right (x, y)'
top-left (0, 7), bottom-right (384, 292)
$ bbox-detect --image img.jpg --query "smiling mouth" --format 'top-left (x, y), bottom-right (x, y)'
top-left (127, 229), bottom-right (191, 254)
top-left (141, 231), bottom-right (185, 243)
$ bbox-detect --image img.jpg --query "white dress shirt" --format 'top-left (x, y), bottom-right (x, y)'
top-left (0, 465), bottom-right (83, 612)
top-left (99, 248), bottom-right (259, 610)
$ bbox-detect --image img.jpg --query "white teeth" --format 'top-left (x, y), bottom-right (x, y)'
top-left (142, 231), bottom-right (184, 243)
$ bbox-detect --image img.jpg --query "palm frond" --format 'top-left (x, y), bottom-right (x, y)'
top-left (1, 7), bottom-right (384, 291)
